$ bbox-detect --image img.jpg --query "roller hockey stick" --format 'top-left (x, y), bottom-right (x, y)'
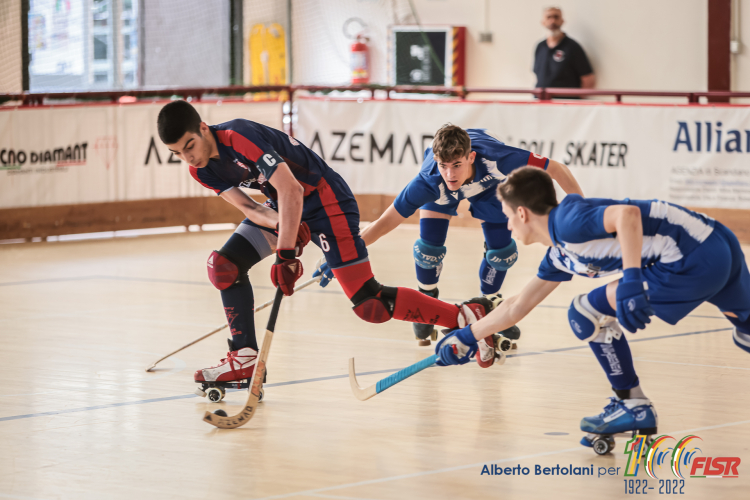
top-left (348, 333), bottom-right (510, 401)
top-left (145, 276), bottom-right (321, 372)
top-left (203, 287), bottom-right (284, 429)
top-left (348, 354), bottom-right (439, 401)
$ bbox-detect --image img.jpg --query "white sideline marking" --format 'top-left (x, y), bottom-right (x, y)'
top-left (250, 419), bottom-right (750, 500)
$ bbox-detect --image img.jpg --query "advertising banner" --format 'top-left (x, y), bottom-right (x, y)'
top-left (0, 100), bottom-right (283, 209)
top-left (295, 98), bottom-right (750, 209)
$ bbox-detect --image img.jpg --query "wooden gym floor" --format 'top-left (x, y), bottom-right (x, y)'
top-left (0, 224), bottom-right (748, 499)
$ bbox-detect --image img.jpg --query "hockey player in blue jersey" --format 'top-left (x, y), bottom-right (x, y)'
top-left (435, 166), bottom-right (750, 454)
top-left (316, 124), bottom-right (583, 350)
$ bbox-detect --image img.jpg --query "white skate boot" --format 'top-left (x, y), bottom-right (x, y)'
top-left (194, 346), bottom-right (264, 403)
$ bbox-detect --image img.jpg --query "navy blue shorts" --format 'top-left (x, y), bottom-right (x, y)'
top-left (421, 187), bottom-right (508, 223)
top-left (643, 222), bottom-right (750, 324)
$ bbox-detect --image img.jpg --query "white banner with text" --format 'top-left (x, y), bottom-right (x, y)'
top-left (295, 98), bottom-right (750, 209)
top-left (0, 100), bottom-right (283, 209)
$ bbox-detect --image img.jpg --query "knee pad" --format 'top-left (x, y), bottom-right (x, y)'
top-left (208, 234), bottom-right (264, 290)
top-left (733, 327), bottom-right (750, 354)
top-left (413, 239), bottom-right (447, 270)
top-left (350, 278), bottom-right (396, 323)
top-left (207, 250), bottom-right (242, 290)
top-left (569, 293), bottom-right (623, 343)
top-left (485, 239), bottom-right (518, 271)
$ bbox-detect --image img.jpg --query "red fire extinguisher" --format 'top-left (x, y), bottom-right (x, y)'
top-left (350, 34), bottom-right (370, 84)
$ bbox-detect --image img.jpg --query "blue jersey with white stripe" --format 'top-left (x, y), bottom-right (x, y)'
top-left (538, 194), bottom-right (716, 281)
top-left (392, 129), bottom-right (549, 219)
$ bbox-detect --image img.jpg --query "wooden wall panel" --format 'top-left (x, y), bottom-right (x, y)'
top-left (2, 198), bottom-right (748, 244)
top-left (690, 207), bottom-right (750, 244)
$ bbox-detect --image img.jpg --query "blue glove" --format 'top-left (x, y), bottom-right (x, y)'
top-left (435, 326), bottom-right (478, 366)
top-left (616, 268), bottom-right (655, 333)
top-left (312, 260), bottom-right (334, 288)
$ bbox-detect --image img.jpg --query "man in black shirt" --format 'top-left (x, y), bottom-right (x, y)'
top-left (533, 7), bottom-right (595, 90)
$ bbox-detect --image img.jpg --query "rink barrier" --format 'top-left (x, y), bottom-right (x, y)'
top-left (0, 194), bottom-right (433, 241)
top-left (2, 194), bottom-right (746, 244)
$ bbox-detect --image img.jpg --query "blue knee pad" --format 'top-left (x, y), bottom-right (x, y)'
top-left (568, 294), bottom-right (602, 342)
top-left (733, 328), bottom-right (750, 354)
top-left (413, 239), bottom-right (447, 270)
top-left (728, 315), bottom-right (750, 353)
top-left (485, 239), bottom-right (518, 271)
top-left (570, 292), bottom-right (638, 391)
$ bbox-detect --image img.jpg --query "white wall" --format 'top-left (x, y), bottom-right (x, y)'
top-left (733, 0), bottom-right (750, 92)
top-left (142, 0), bottom-right (230, 88)
top-left (412, 0), bottom-right (708, 91)
top-left (273, 0), bottom-right (714, 92)
top-left (0, 0), bottom-right (22, 93)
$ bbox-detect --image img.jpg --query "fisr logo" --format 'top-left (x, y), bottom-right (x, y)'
top-left (690, 457), bottom-right (740, 478)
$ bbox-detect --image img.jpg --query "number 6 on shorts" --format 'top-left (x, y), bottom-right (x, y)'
top-left (319, 234), bottom-right (330, 252)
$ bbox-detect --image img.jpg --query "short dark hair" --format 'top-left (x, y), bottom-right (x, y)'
top-left (432, 124), bottom-right (471, 161)
top-left (497, 166), bottom-right (558, 215)
top-left (157, 100), bottom-right (202, 144)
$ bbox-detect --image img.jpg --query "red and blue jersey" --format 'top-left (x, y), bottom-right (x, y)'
top-left (190, 119), bottom-right (366, 266)
top-left (190, 119), bottom-right (355, 216)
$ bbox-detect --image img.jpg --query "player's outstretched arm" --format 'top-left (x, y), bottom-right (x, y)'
top-left (546, 160), bottom-right (584, 196)
top-left (360, 203), bottom-right (407, 247)
top-left (470, 277), bottom-right (561, 340)
top-left (221, 187), bottom-right (280, 228)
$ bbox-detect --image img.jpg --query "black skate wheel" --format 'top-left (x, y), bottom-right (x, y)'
top-left (592, 436), bottom-right (615, 455)
top-left (258, 388), bottom-right (265, 402)
top-left (213, 409), bottom-right (228, 417)
top-left (502, 325), bottom-right (522, 340)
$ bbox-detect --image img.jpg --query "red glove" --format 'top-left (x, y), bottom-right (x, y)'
top-left (276, 222), bottom-right (311, 257)
top-left (270, 249), bottom-right (304, 296)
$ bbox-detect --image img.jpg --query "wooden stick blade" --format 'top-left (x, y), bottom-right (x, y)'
top-left (203, 364), bottom-right (266, 429)
top-left (202, 288), bottom-right (283, 429)
top-left (348, 358), bottom-right (377, 401)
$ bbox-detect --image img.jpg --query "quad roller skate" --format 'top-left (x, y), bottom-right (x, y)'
top-left (195, 374), bottom-right (266, 403)
top-left (580, 397), bottom-right (658, 455)
top-left (194, 341), bottom-right (265, 403)
top-left (413, 287), bottom-right (440, 346)
top-left (483, 328), bottom-right (520, 365)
